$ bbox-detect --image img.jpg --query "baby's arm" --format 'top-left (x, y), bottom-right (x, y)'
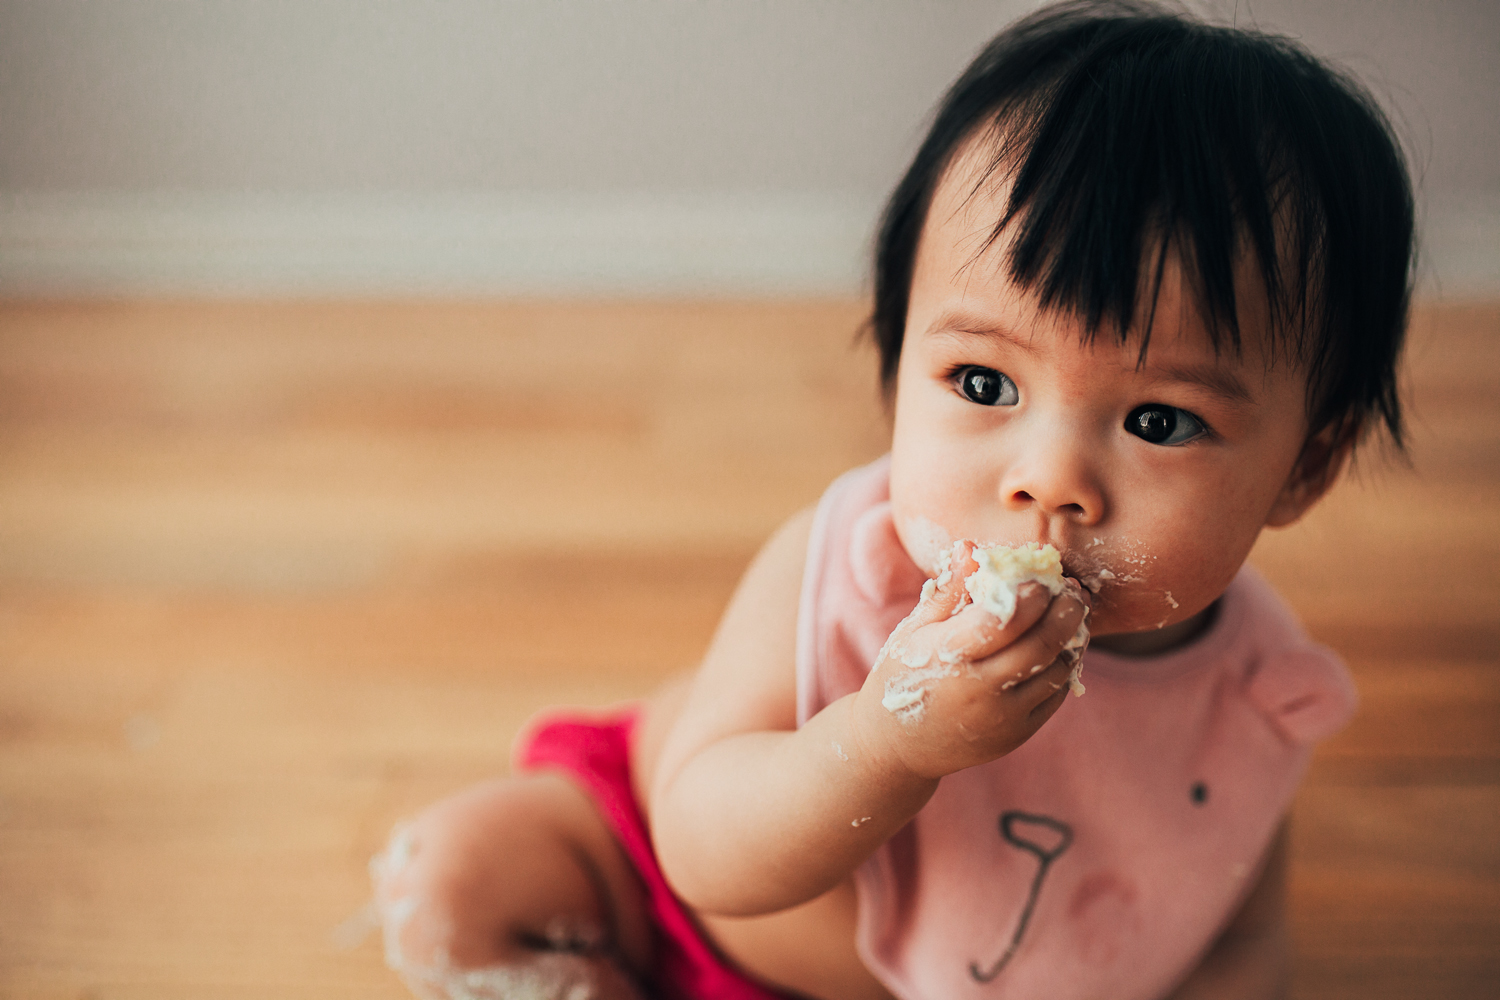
top-left (1165, 822), bottom-right (1291, 1000)
top-left (648, 511), bottom-right (1088, 917)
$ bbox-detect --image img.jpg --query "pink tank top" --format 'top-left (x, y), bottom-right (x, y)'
top-left (796, 457), bottom-right (1357, 1000)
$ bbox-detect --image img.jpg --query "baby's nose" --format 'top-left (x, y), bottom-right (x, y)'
top-left (999, 449), bottom-right (1105, 525)
top-left (1009, 488), bottom-right (1090, 518)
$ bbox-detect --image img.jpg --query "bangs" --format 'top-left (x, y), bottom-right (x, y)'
top-left (872, 0), bottom-right (1414, 445)
top-left (969, 26), bottom-right (1322, 364)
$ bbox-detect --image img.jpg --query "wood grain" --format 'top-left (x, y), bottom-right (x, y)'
top-left (0, 299), bottom-right (1494, 999)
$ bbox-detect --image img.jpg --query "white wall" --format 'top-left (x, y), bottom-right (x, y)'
top-left (2, 0), bottom-right (1495, 297)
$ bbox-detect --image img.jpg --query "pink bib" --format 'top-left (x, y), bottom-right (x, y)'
top-left (796, 457), bottom-right (1357, 1000)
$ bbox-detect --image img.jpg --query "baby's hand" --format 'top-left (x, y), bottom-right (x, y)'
top-left (852, 542), bottom-right (1090, 781)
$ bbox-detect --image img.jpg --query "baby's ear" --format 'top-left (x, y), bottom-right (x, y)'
top-left (1264, 418), bottom-right (1359, 528)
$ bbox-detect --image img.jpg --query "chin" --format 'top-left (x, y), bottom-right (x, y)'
top-left (1086, 585), bottom-right (1198, 637)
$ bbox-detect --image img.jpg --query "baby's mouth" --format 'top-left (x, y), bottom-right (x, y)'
top-left (1059, 552), bottom-right (1118, 594)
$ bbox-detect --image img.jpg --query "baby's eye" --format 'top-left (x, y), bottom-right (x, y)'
top-left (955, 366), bottom-right (1019, 406)
top-left (1125, 404), bottom-right (1207, 445)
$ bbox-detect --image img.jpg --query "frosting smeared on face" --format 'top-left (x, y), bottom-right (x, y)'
top-left (885, 141), bottom-right (1323, 652)
top-left (896, 513), bottom-right (956, 576)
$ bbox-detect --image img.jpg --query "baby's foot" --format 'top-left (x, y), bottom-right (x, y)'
top-left (396, 950), bottom-right (649, 1000)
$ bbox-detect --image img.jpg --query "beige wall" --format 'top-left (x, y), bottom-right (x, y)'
top-left (2, 0), bottom-right (1494, 295)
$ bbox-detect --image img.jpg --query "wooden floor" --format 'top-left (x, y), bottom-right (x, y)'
top-left (0, 299), bottom-right (1495, 1000)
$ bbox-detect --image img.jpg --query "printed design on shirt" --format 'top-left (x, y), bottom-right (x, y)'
top-left (969, 811), bottom-right (1073, 984)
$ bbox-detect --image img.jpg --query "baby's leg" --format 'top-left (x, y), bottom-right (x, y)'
top-left (372, 773), bottom-right (652, 1000)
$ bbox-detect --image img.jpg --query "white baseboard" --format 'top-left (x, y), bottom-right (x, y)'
top-left (1, 189), bottom-right (1495, 299)
top-left (0, 191), bottom-right (877, 298)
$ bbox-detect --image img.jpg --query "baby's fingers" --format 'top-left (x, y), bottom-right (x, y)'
top-left (979, 589), bottom-right (1089, 697)
top-left (894, 542), bottom-right (979, 636)
top-left (904, 581), bottom-right (1054, 667)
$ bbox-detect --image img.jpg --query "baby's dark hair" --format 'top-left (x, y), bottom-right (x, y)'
top-left (870, 0), bottom-right (1415, 447)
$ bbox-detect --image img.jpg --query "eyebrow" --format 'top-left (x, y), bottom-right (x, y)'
top-left (924, 309), bottom-right (1255, 407)
top-left (1143, 363), bottom-right (1255, 407)
top-left (924, 311), bottom-right (1038, 354)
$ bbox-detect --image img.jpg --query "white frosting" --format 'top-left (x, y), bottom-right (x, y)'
top-left (964, 542), bottom-right (1067, 623)
top-left (966, 542), bottom-right (1090, 696)
top-left (882, 661), bottom-right (959, 720)
top-left (881, 543), bottom-right (1091, 723)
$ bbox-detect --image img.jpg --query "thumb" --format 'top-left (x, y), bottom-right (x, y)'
top-left (900, 541), bottom-right (978, 633)
top-left (876, 542), bottom-right (978, 670)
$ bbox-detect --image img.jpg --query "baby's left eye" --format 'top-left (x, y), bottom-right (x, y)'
top-left (1125, 404), bottom-right (1207, 445)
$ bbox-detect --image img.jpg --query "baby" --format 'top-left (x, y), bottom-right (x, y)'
top-left (373, 2), bottom-right (1414, 998)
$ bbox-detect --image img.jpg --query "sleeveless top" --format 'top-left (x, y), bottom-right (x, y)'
top-left (795, 457), bottom-right (1357, 1000)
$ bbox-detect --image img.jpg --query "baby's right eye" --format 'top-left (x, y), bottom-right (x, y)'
top-left (955, 366), bottom-right (1019, 406)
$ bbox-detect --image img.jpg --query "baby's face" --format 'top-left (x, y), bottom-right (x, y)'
top-left (889, 160), bottom-right (1322, 646)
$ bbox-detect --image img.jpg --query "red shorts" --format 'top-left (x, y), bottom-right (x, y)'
top-left (514, 708), bottom-right (798, 1000)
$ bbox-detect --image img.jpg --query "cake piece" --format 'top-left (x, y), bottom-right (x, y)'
top-left (965, 542), bottom-right (1090, 696)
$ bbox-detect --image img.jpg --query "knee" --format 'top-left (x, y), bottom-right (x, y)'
top-left (371, 775), bottom-right (623, 972)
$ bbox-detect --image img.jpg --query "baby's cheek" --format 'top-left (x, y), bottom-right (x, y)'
top-left (893, 512), bottom-right (955, 577)
top-left (1088, 548), bottom-right (1236, 634)
top-left (889, 427), bottom-right (988, 573)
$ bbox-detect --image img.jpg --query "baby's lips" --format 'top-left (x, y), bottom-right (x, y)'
top-left (1061, 576), bottom-right (1093, 610)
